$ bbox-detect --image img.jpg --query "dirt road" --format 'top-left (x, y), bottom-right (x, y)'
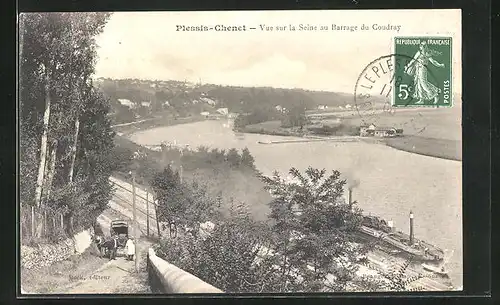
top-left (60, 176), bottom-right (162, 294)
top-left (22, 176), bottom-right (158, 295)
top-left (61, 238), bottom-right (152, 294)
top-left (59, 177), bottom-right (159, 294)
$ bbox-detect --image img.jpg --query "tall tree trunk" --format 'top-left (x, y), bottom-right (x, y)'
top-left (68, 117), bottom-right (80, 182)
top-left (34, 64), bottom-right (51, 208)
top-left (34, 64), bottom-right (51, 238)
top-left (44, 139), bottom-right (58, 199)
top-left (66, 17), bottom-right (80, 231)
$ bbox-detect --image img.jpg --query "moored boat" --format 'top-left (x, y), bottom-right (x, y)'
top-left (422, 263), bottom-right (448, 276)
top-left (357, 215), bottom-right (444, 262)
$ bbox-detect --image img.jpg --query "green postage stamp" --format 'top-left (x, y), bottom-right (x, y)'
top-left (393, 37), bottom-right (452, 107)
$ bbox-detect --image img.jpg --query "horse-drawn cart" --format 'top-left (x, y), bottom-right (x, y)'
top-left (111, 220), bottom-right (129, 256)
top-left (94, 220), bottom-right (129, 258)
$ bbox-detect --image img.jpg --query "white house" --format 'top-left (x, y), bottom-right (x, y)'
top-left (200, 97), bottom-right (216, 106)
top-left (216, 108), bottom-right (228, 115)
top-left (117, 98), bottom-right (136, 109)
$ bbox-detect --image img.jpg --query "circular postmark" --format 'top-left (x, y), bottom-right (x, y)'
top-left (352, 53), bottom-right (442, 137)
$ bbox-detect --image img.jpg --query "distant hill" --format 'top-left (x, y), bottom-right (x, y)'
top-left (94, 78), bottom-right (357, 118)
top-left (93, 78), bottom-right (463, 125)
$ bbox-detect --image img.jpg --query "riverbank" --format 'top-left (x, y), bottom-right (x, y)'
top-left (236, 123), bottom-right (461, 161)
top-left (112, 114), bottom-right (207, 136)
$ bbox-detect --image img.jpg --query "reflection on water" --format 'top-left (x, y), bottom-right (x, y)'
top-left (129, 120), bottom-right (462, 287)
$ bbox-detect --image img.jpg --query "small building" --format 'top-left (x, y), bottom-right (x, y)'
top-left (360, 124), bottom-right (403, 137)
top-left (216, 108), bottom-right (228, 115)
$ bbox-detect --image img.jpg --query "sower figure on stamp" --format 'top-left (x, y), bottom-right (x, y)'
top-left (404, 41), bottom-right (445, 104)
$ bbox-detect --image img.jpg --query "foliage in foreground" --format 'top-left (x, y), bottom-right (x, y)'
top-left (154, 166), bottom-right (407, 292)
top-left (20, 13), bottom-right (114, 241)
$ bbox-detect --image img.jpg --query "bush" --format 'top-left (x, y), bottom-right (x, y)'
top-left (156, 204), bottom-right (283, 293)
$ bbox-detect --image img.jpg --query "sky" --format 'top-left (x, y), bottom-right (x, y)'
top-left (94, 10), bottom-right (462, 93)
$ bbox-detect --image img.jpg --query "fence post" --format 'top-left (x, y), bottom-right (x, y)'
top-left (60, 213), bottom-right (64, 230)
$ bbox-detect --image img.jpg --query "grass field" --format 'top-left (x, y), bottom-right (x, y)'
top-left (113, 134), bottom-right (271, 222)
top-left (382, 136), bottom-right (461, 161)
top-left (242, 120), bottom-right (305, 137)
top-left (185, 167), bottom-right (271, 221)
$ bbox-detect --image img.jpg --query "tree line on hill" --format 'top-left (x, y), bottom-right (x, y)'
top-left (96, 77), bottom-right (352, 125)
top-left (19, 13), bottom-right (115, 243)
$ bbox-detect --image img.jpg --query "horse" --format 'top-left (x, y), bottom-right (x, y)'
top-left (99, 237), bottom-right (118, 259)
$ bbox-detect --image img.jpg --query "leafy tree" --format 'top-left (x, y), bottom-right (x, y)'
top-left (226, 148), bottom-right (241, 167)
top-left (281, 103), bottom-right (307, 129)
top-left (156, 202), bottom-right (282, 293)
top-left (260, 167), bottom-right (365, 292)
top-left (151, 166), bottom-right (183, 236)
top-left (240, 147), bottom-right (256, 169)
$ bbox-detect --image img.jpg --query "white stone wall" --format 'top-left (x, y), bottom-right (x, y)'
top-left (21, 228), bottom-right (92, 270)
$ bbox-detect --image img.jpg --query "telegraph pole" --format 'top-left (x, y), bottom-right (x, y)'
top-left (131, 171), bottom-right (138, 272)
top-left (155, 198), bottom-right (161, 238)
top-left (409, 210), bottom-right (414, 245)
top-left (179, 148), bottom-right (184, 183)
top-left (146, 190), bottom-right (150, 237)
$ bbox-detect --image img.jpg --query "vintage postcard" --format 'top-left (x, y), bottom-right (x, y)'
top-left (19, 10), bottom-right (462, 294)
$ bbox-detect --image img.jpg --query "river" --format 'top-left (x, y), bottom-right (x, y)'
top-left (129, 120), bottom-right (463, 288)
